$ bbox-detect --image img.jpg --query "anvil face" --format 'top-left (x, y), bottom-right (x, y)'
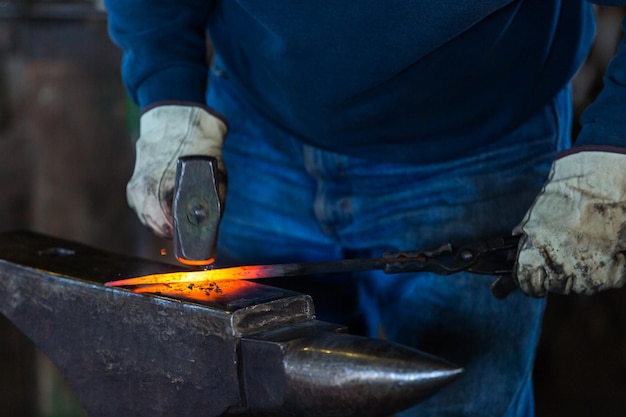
top-left (0, 230), bottom-right (462, 417)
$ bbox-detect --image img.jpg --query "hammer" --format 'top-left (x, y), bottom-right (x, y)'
top-left (172, 155), bottom-right (222, 266)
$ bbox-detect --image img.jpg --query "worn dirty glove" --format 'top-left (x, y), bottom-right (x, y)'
top-left (127, 105), bottom-right (228, 238)
top-left (513, 150), bottom-right (626, 297)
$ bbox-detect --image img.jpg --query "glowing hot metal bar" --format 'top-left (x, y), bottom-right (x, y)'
top-left (105, 259), bottom-right (392, 287)
top-left (104, 248), bottom-right (440, 288)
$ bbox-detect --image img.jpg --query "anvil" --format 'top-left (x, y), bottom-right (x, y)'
top-left (0, 230), bottom-right (462, 417)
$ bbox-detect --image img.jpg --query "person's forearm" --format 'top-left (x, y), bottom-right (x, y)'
top-left (576, 9), bottom-right (626, 147)
top-left (104, 0), bottom-right (214, 108)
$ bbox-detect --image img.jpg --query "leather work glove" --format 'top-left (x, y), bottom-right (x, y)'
top-left (513, 150), bottom-right (626, 297)
top-left (127, 105), bottom-right (228, 238)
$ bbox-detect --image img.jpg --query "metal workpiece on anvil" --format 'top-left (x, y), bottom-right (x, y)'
top-left (0, 230), bottom-right (462, 417)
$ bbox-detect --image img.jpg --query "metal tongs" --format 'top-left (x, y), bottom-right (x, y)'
top-left (381, 235), bottom-right (520, 299)
top-left (106, 235), bottom-right (521, 298)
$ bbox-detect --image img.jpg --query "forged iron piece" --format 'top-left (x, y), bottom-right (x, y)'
top-left (0, 230), bottom-right (462, 417)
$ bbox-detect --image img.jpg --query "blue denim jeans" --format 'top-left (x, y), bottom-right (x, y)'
top-left (207, 63), bottom-right (572, 416)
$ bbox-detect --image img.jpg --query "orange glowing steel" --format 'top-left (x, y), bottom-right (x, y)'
top-left (104, 265), bottom-right (281, 288)
top-left (128, 280), bottom-right (256, 303)
top-left (176, 257), bottom-right (215, 266)
top-left (105, 255), bottom-right (389, 288)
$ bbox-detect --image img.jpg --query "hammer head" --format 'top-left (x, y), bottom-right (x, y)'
top-left (172, 155), bottom-right (221, 266)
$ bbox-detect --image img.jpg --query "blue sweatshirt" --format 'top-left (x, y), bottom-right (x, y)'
top-left (105, 0), bottom-right (626, 163)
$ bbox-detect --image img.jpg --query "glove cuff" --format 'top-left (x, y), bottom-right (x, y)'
top-left (141, 101), bottom-right (228, 127)
top-left (139, 104), bottom-right (228, 147)
top-left (547, 151), bottom-right (626, 205)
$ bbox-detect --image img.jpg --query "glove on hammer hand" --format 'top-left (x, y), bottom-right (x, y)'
top-left (514, 150), bottom-right (626, 297)
top-left (127, 105), bottom-right (228, 238)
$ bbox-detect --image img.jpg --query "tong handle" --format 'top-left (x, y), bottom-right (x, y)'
top-left (490, 275), bottom-right (518, 299)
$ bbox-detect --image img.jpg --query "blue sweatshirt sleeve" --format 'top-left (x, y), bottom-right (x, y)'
top-left (104, 0), bottom-right (214, 109)
top-left (575, 6), bottom-right (626, 147)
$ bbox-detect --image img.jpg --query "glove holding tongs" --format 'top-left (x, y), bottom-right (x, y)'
top-left (507, 149), bottom-right (626, 298)
top-left (421, 149), bottom-right (626, 299)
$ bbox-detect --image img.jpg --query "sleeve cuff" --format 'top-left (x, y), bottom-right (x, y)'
top-left (136, 66), bottom-right (208, 110)
top-left (140, 101), bottom-right (228, 127)
top-left (556, 144), bottom-right (626, 159)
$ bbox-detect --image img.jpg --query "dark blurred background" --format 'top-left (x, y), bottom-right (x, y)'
top-left (0, 2), bottom-right (624, 416)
